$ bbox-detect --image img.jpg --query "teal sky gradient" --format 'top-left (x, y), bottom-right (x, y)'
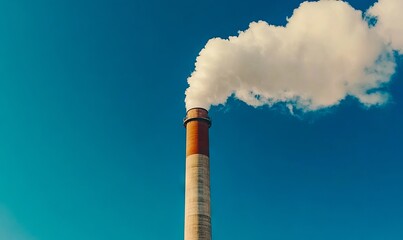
top-left (0, 0), bottom-right (402, 239)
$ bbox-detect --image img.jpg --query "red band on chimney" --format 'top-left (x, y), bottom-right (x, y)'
top-left (184, 108), bottom-right (211, 157)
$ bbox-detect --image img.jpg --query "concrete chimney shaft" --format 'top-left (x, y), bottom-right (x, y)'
top-left (183, 108), bottom-right (212, 240)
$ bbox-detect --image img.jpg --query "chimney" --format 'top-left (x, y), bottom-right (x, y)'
top-left (183, 108), bottom-right (212, 240)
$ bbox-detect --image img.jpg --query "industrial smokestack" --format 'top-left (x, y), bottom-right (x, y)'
top-left (184, 108), bottom-right (212, 240)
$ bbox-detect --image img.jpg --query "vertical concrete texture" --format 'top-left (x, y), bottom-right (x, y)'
top-left (184, 108), bottom-right (211, 240)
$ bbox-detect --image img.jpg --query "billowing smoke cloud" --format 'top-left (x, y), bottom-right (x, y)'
top-left (368, 0), bottom-right (403, 53)
top-left (185, 0), bottom-right (403, 112)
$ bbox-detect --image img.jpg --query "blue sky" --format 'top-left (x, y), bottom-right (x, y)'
top-left (0, 0), bottom-right (402, 239)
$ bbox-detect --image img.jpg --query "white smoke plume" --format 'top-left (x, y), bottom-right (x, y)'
top-left (368, 0), bottom-right (403, 53)
top-left (185, 0), bottom-right (403, 112)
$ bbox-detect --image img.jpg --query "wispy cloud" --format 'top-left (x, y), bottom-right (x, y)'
top-left (0, 207), bottom-right (34, 240)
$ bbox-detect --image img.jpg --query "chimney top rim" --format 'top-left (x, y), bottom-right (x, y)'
top-left (186, 107), bottom-right (209, 113)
